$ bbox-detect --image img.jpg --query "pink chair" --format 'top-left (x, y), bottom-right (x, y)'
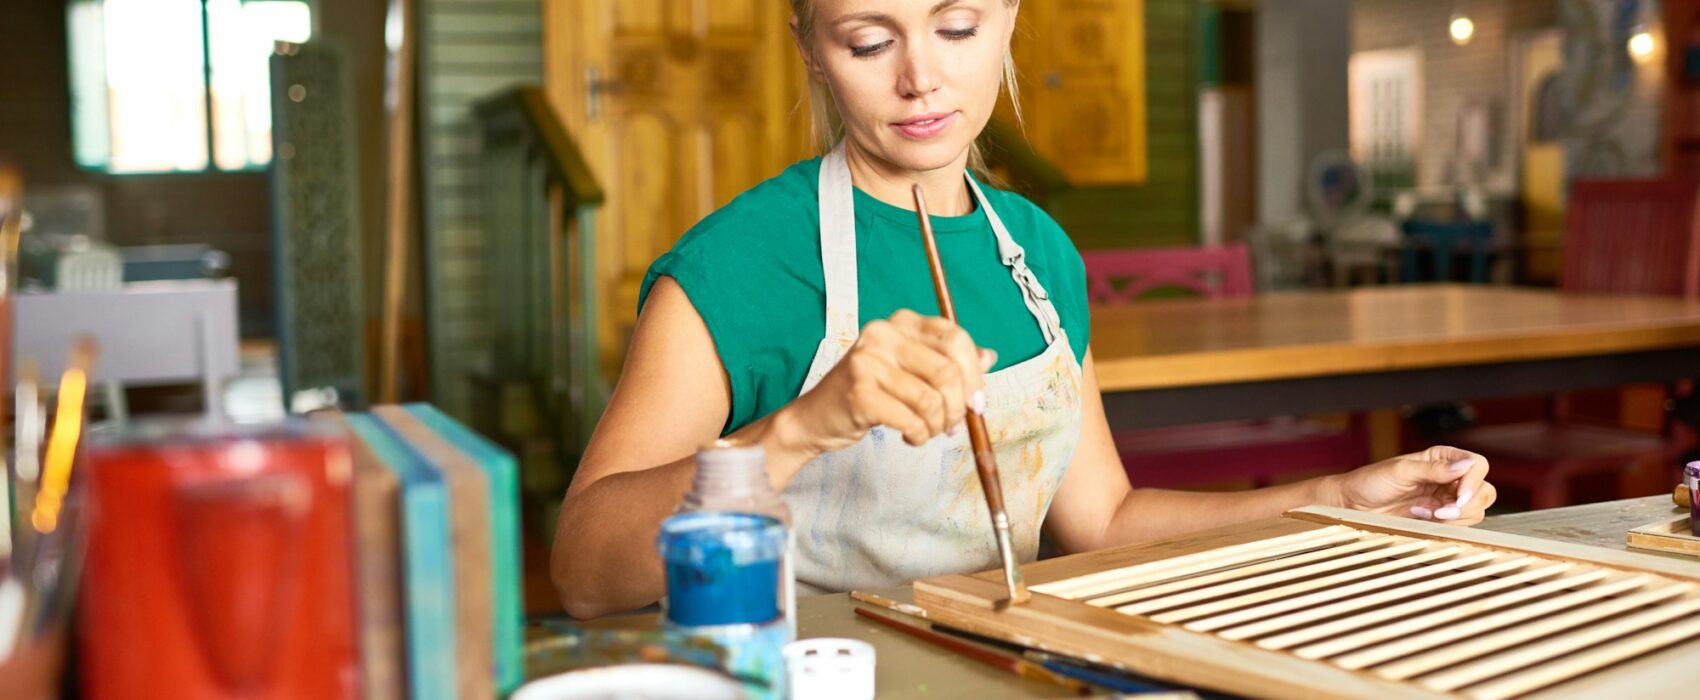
top-left (1447, 179), bottom-right (1700, 508)
top-left (1083, 243), bottom-right (1372, 489)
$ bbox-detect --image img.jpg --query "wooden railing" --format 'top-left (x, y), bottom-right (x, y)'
top-left (474, 87), bottom-right (605, 498)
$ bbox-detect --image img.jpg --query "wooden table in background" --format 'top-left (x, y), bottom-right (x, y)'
top-left (1090, 284), bottom-right (1700, 429)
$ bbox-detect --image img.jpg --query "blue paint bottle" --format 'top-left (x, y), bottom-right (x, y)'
top-left (657, 440), bottom-right (795, 699)
top-left (659, 512), bottom-right (784, 625)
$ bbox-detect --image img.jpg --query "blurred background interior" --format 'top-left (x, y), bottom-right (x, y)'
top-left (4, 0), bottom-right (1700, 629)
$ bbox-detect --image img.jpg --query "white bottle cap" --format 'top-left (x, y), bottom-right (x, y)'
top-left (783, 638), bottom-right (875, 700)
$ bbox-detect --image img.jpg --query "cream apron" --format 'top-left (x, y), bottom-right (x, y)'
top-left (783, 144), bottom-right (1084, 594)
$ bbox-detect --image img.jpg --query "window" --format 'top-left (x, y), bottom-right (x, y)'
top-left (68, 0), bottom-right (313, 174)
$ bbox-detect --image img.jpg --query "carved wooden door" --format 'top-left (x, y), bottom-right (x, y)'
top-left (1006, 0), bottom-right (1148, 184)
top-left (545, 0), bottom-right (809, 376)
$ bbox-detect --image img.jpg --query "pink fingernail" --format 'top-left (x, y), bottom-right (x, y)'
top-left (1448, 458), bottom-right (1474, 472)
top-left (950, 423), bottom-right (965, 438)
top-left (1434, 506), bottom-right (1462, 521)
top-left (1410, 506), bottom-right (1434, 520)
top-left (1455, 489), bottom-right (1473, 508)
top-left (969, 390), bottom-right (987, 414)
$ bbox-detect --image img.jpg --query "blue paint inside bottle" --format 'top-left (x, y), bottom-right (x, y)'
top-left (658, 512), bottom-right (784, 627)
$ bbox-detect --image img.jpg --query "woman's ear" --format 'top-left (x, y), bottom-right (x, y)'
top-left (789, 16), bottom-right (827, 82)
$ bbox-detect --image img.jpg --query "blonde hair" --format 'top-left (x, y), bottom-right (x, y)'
top-left (790, 0), bottom-right (1022, 177)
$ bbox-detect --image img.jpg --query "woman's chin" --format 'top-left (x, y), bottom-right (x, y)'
top-left (877, 138), bottom-right (974, 174)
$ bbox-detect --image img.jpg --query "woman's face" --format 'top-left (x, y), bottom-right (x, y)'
top-left (800, 0), bottom-right (1015, 174)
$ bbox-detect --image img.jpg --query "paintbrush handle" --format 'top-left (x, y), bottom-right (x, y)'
top-left (911, 184), bottom-right (1029, 606)
top-left (966, 420), bottom-right (1005, 511)
top-left (911, 185), bottom-right (1006, 511)
top-left (854, 607), bottom-right (1089, 694)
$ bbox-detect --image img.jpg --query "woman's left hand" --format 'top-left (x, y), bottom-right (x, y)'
top-left (1331, 446), bottom-right (1496, 525)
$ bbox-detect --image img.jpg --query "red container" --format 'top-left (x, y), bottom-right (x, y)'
top-left (78, 420), bottom-right (360, 699)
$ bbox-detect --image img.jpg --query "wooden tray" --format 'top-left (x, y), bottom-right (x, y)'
top-left (914, 506), bottom-right (1700, 700)
top-left (1627, 515), bottom-right (1700, 557)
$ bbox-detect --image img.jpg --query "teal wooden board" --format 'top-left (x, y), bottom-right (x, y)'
top-left (345, 414), bottom-right (458, 700)
top-left (400, 402), bottom-right (527, 694)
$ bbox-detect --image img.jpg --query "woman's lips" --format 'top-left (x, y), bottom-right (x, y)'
top-left (892, 112), bottom-right (956, 139)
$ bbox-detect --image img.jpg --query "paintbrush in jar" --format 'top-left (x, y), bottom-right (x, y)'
top-left (910, 184), bottom-right (1030, 609)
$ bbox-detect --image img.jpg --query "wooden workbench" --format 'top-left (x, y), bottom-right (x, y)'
top-left (1090, 285), bottom-right (1700, 428)
top-left (805, 497), bottom-right (1691, 698)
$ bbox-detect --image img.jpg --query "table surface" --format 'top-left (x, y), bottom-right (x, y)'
top-left (1088, 284), bottom-right (1700, 392)
top-left (788, 497), bottom-right (1693, 698)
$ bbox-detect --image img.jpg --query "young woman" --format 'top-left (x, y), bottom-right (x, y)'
top-left (552, 0), bottom-right (1496, 619)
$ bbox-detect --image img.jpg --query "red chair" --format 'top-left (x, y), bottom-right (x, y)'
top-left (1447, 179), bottom-right (1700, 508)
top-left (1084, 243), bottom-right (1372, 489)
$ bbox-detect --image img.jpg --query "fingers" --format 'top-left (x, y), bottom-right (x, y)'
top-left (846, 315), bottom-right (993, 446)
top-left (1432, 449), bottom-right (1489, 521)
top-left (891, 310), bottom-right (987, 410)
top-left (890, 334), bottom-right (966, 432)
top-left (1388, 447), bottom-right (1489, 522)
top-left (1447, 481), bottom-right (1497, 526)
top-left (843, 352), bottom-right (935, 446)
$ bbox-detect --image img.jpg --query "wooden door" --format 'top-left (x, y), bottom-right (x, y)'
top-left (544, 0), bottom-right (809, 376)
top-left (1004, 0), bottom-right (1148, 185)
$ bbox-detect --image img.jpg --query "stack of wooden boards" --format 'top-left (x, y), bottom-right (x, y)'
top-left (318, 404), bottom-right (524, 700)
top-left (915, 506), bottom-right (1700, 700)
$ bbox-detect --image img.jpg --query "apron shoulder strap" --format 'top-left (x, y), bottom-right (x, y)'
top-left (966, 177), bottom-right (1066, 345)
top-left (818, 144), bottom-right (860, 341)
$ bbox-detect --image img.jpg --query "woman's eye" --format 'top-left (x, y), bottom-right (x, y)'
top-left (939, 26), bottom-right (979, 41)
top-left (851, 39), bottom-right (894, 58)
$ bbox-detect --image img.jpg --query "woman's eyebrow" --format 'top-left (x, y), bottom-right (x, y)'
top-left (831, 0), bottom-right (972, 27)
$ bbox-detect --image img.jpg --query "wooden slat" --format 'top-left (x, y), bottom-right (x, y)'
top-left (1227, 556), bottom-right (1537, 643)
top-left (1420, 594), bottom-right (1700, 692)
top-left (1280, 564), bottom-right (1581, 657)
top-left (1288, 506), bottom-right (1700, 584)
top-left (1149, 546), bottom-right (1462, 625)
top-left (1186, 551), bottom-right (1494, 634)
top-left (1088, 536), bottom-right (1407, 608)
top-left (915, 507), bottom-right (1700, 700)
top-left (1335, 575), bottom-right (1648, 670)
top-left (1464, 615), bottom-right (1700, 700)
top-left (1032, 525), bottom-right (1356, 599)
top-left (1117, 539), bottom-right (1424, 615)
top-left (915, 572), bottom-right (1447, 700)
top-left (1375, 584), bottom-right (1690, 681)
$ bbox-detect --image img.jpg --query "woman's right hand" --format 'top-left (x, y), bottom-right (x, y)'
top-left (779, 309), bottom-right (995, 454)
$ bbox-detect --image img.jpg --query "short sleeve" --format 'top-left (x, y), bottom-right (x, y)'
top-left (640, 246), bottom-right (762, 433)
top-left (636, 174), bottom-right (826, 435)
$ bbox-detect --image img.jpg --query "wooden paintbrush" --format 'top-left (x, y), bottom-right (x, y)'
top-left (854, 606), bottom-right (1089, 694)
top-left (911, 184), bottom-right (1030, 608)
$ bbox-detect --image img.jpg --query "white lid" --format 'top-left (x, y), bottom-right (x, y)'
top-left (784, 638), bottom-right (876, 700)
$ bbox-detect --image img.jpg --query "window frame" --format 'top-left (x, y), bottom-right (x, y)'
top-left (67, 0), bottom-right (316, 176)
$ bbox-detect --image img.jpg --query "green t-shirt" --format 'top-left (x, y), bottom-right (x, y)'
top-left (639, 156), bottom-right (1090, 435)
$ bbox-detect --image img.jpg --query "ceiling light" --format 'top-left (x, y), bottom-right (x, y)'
top-left (1450, 14), bottom-right (1475, 46)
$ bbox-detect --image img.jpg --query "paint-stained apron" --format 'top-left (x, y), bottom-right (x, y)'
top-left (783, 143), bottom-right (1083, 594)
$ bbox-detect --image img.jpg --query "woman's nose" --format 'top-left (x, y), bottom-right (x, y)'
top-left (898, 43), bottom-right (942, 97)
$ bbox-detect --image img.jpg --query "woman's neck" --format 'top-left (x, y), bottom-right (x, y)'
top-left (841, 138), bottom-right (974, 217)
